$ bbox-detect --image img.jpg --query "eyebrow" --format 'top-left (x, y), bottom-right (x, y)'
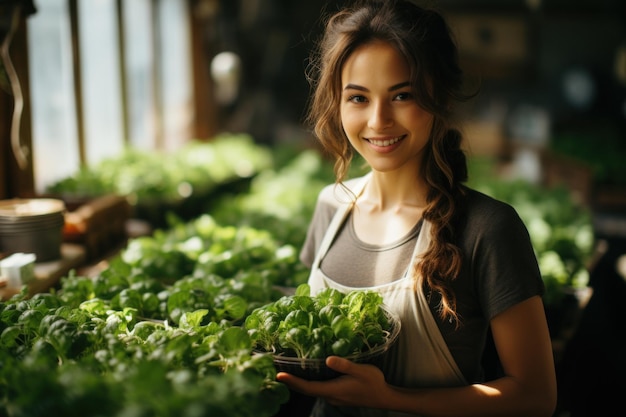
top-left (343, 81), bottom-right (411, 92)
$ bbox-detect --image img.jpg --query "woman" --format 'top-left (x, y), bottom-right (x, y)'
top-left (275, 1), bottom-right (557, 416)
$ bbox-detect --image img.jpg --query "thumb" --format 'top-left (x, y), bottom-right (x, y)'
top-left (326, 356), bottom-right (384, 381)
top-left (325, 356), bottom-right (357, 374)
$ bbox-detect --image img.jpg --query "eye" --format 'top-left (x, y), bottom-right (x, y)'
top-left (347, 94), bottom-right (368, 104)
top-left (393, 92), bottom-right (413, 101)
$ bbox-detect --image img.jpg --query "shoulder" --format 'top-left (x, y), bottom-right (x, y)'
top-left (464, 187), bottom-right (514, 216)
top-left (311, 175), bottom-right (367, 226)
top-left (300, 175), bottom-right (369, 267)
top-left (462, 187), bottom-right (526, 232)
top-left (316, 175), bottom-right (369, 207)
top-left (458, 186), bottom-right (537, 263)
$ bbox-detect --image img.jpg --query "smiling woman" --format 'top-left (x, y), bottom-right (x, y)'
top-left (277, 1), bottom-right (559, 416)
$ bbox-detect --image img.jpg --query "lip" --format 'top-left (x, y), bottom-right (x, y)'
top-left (365, 135), bottom-right (406, 151)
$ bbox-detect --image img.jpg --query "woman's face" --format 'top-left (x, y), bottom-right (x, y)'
top-left (340, 40), bottom-right (434, 174)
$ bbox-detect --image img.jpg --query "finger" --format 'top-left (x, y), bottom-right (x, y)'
top-left (276, 372), bottom-right (315, 393)
top-left (276, 371), bottom-right (342, 397)
top-left (276, 371), bottom-right (299, 384)
top-left (325, 356), bottom-right (354, 374)
top-left (326, 356), bottom-right (383, 382)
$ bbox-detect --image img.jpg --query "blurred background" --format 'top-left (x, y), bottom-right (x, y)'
top-left (1, 0), bottom-right (625, 198)
top-left (0, 0), bottom-right (625, 415)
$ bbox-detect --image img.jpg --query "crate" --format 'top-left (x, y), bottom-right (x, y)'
top-left (62, 194), bottom-right (131, 260)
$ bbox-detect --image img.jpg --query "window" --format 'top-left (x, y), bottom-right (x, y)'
top-left (122, 0), bottom-right (155, 151)
top-left (78, 0), bottom-right (125, 165)
top-left (27, 0), bottom-right (79, 192)
top-left (158, 0), bottom-right (194, 151)
top-left (26, 0), bottom-right (194, 193)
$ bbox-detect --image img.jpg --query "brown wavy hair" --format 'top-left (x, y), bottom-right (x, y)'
top-left (305, 0), bottom-right (476, 325)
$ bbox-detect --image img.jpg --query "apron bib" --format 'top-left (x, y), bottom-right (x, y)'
top-left (307, 175), bottom-right (466, 417)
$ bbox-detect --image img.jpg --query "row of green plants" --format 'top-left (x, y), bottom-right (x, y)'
top-left (47, 133), bottom-right (273, 202)
top-left (1, 143), bottom-right (333, 417)
top-left (1, 136), bottom-right (595, 416)
top-left (0, 213), bottom-right (312, 416)
top-left (47, 133), bottom-right (275, 227)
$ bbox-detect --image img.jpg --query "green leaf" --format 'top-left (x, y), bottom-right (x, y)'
top-left (223, 296), bottom-right (247, 320)
top-left (294, 283), bottom-right (310, 297)
top-left (331, 338), bottom-right (354, 356)
top-left (218, 326), bottom-right (252, 353)
top-left (179, 309), bottom-right (209, 330)
top-left (0, 326), bottom-right (21, 348)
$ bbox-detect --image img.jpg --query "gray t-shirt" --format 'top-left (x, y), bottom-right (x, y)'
top-left (320, 213), bottom-right (423, 287)
top-left (300, 185), bottom-right (544, 383)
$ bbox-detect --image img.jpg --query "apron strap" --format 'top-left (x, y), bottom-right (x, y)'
top-left (310, 174), bottom-right (370, 273)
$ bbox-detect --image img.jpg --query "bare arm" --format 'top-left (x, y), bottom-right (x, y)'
top-left (276, 295), bottom-right (557, 417)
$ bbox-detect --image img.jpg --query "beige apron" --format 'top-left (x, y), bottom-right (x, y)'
top-left (308, 175), bottom-right (466, 417)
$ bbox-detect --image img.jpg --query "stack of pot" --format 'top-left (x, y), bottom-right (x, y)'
top-left (0, 199), bottom-right (65, 262)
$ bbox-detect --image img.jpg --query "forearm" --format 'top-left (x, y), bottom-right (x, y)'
top-left (383, 377), bottom-right (555, 417)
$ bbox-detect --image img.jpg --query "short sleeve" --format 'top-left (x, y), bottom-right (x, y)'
top-left (466, 194), bottom-right (544, 321)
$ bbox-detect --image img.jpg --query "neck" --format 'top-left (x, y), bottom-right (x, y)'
top-left (360, 170), bottom-right (428, 212)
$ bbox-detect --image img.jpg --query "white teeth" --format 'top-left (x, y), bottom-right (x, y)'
top-left (369, 136), bottom-right (402, 146)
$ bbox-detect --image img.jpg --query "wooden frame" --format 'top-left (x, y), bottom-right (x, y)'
top-left (1, 6), bottom-right (35, 200)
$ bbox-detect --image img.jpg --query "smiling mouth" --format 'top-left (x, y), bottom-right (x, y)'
top-left (366, 136), bottom-right (405, 146)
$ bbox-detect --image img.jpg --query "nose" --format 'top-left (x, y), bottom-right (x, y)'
top-left (367, 101), bottom-right (393, 131)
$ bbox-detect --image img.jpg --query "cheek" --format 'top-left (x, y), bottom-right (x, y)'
top-left (340, 108), bottom-right (360, 136)
top-left (407, 109), bottom-right (434, 135)
top-left (338, 110), bottom-right (352, 143)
